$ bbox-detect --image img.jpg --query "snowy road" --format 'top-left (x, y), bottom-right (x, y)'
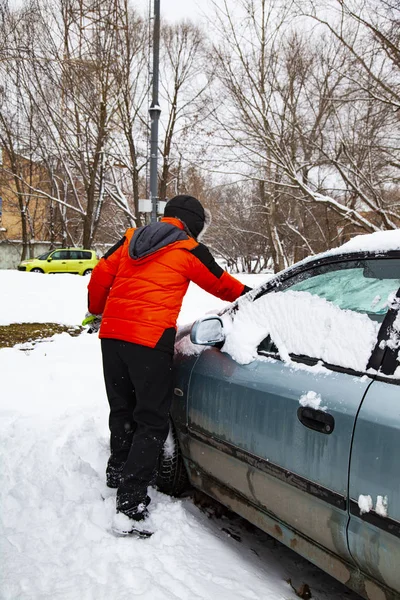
top-left (0, 272), bottom-right (361, 600)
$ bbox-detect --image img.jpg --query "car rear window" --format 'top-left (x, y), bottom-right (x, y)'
top-left (64, 250), bottom-right (92, 260)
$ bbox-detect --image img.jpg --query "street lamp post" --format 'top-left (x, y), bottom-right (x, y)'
top-left (149, 0), bottom-right (161, 223)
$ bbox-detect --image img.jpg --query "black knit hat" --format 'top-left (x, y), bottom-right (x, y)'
top-left (164, 195), bottom-right (206, 239)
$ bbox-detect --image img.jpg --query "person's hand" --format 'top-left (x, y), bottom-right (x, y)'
top-left (82, 312), bottom-right (102, 334)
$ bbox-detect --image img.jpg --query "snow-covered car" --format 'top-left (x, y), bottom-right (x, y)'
top-left (158, 230), bottom-right (400, 600)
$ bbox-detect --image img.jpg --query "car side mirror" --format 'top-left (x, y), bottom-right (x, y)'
top-left (47, 258), bottom-right (52, 262)
top-left (190, 315), bottom-right (225, 346)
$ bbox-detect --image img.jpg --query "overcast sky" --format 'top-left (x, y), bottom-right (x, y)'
top-left (135, 0), bottom-right (209, 24)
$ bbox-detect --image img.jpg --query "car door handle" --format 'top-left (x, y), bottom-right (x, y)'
top-left (297, 407), bottom-right (335, 435)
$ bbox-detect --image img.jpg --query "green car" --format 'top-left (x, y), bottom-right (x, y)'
top-left (18, 248), bottom-right (98, 275)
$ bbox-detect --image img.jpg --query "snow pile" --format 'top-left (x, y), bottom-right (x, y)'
top-left (222, 290), bottom-right (379, 371)
top-left (0, 332), bottom-right (299, 600)
top-left (358, 495), bottom-right (373, 515)
top-left (1, 334), bottom-right (353, 600)
top-left (388, 305), bottom-right (400, 351)
top-left (299, 391), bottom-right (327, 412)
top-left (380, 296), bottom-right (400, 377)
top-left (0, 271), bottom-right (88, 325)
top-left (0, 270), bottom-right (352, 600)
top-left (376, 495), bottom-right (389, 518)
top-left (357, 494), bottom-right (389, 517)
top-left (1, 244), bottom-right (397, 599)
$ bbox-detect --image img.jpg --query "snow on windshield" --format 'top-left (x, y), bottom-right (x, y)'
top-left (222, 291), bottom-right (380, 372)
top-left (388, 302), bottom-right (400, 350)
top-left (388, 305), bottom-right (400, 377)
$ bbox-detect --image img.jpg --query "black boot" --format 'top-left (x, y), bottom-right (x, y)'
top-left (106, 461), bottom-right (125, 489)
top-left (116, 493), bottom-right (151, 516)
top-left (111, 506), bottom-right (153, 537)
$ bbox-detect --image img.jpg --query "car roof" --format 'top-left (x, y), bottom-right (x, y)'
top-left (51, 247), bottom-right (93, 251)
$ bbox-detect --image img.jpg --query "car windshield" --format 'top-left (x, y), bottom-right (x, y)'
top-left (37, 251), bottom-right (52, 260)
top-left (281, 258), bottom-right (400, 320)
top-left (223, 256), bottom-right (400, 372)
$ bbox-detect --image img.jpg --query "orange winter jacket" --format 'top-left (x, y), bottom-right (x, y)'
top-left (87, 217), bottom-right (247, 352)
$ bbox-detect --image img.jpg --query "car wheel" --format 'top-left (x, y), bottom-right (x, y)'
top-left (156, 420), bottom-right (189, 496)
top-left (83, 269), bottom-right (93, 276)
top-left (30, 268), bottom-right (44, 273)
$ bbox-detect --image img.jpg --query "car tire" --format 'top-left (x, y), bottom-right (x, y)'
top-left (83, 269), bottom-right (93, 276)
top-left (30, 268), bottom-right (44, 273)
top-left (156, 420), bottom-right (189, 497)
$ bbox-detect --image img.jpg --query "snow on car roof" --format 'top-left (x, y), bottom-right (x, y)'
top-left (296, 229), bottom-right (400, 270)
top-left (332, 229), bottom-right (400, 254)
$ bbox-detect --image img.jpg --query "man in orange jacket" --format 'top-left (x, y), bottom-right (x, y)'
top-left (87, 195), bottom-right (250, 534)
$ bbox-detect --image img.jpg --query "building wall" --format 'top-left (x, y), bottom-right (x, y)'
top-left (0, 240), bottom-right (111, 269)
top-left (0, 150), bottom-right (51, 244)
top-left (0, 240), bottom-right (54, 269)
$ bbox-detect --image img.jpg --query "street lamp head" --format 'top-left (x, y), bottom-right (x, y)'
top-left (149, 104), bottom-right (162, 116)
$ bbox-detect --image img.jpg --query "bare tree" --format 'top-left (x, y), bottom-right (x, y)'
top-left (0, 1), bottom-right (52, 258)
top-left (298, 0), bottom-right (400, 230)
top-left (158, 20), bottom-right (211, 201)
top-left (301, 0), bottom-right (400, 110)
top-left (107, 0), bottom-right (149, 223)
top-left (205, 0), bottom-right (399, 271)
top-left (2, 0), bottom-right (398, 269)
top-left (0, 0), bottom-right (145, 251)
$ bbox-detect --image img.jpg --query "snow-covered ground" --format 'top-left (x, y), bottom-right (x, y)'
top-left (1, 271), bottom-right (359, 600)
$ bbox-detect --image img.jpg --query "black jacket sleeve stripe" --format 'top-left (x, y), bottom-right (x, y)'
top-left (103, 236), bottom-right (126, 259)
top-left (189, 243), bottom-right (224, 279)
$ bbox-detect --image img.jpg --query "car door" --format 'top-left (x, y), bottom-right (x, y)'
top-left (68, 250), bottom-right (84, 273)
top-left (48, 250), bottom-right (69, 272)
top-left (347, 290), bottom-right (400, 595)
top-left (186, 255), bottom-right (400, 567)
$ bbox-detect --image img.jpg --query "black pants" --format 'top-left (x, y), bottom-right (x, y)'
top-left (101, 339), bottom-right (173, 515)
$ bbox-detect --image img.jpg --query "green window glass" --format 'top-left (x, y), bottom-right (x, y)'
top-left (285, 259), bottom-right (400, 322)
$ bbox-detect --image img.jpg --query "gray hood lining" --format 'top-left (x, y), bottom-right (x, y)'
top-left (129, 222), bottom-right (189, 260)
